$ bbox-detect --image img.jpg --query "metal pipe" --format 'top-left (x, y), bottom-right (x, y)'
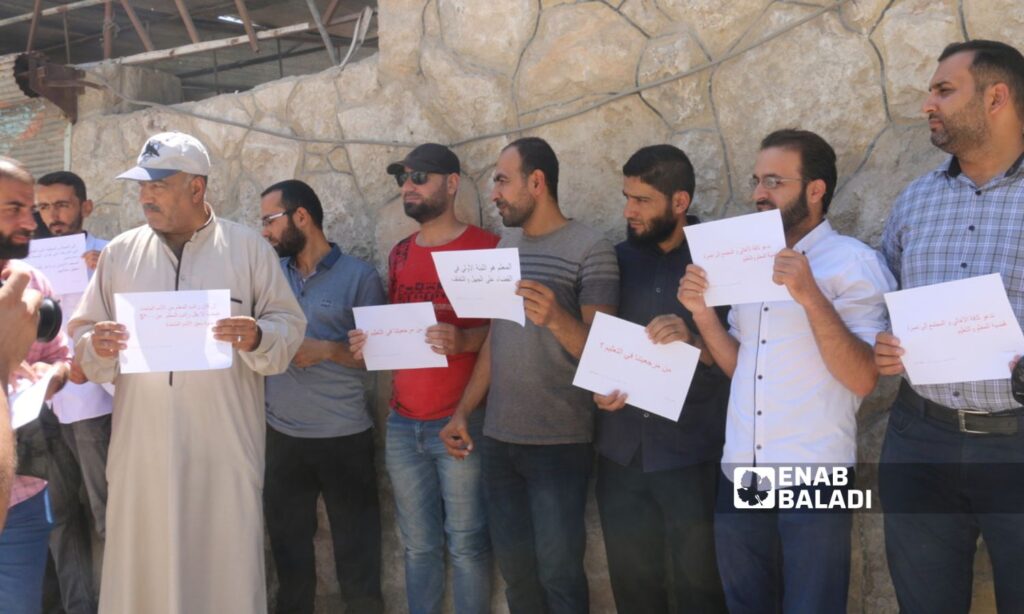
top-left (303, 0), bottom-right (338, 65)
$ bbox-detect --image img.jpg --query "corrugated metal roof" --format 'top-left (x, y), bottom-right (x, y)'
top-left (0, 52), bottom-right (69, 176)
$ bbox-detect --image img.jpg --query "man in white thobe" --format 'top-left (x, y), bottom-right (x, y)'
top-left (69, 132), bottom-right (306, 614)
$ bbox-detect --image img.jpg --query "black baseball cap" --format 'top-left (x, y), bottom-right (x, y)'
top-left (386, 143), bottom-right (460, 176)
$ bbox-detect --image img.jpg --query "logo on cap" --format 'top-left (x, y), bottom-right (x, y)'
top-left (141, 140), bottom-right (161, 163)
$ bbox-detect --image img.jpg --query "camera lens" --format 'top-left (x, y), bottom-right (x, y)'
top-left (36, 297), bottom-right (61, 342)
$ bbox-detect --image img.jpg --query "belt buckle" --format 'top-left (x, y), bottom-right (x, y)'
top-left (957, 408), bottom-right (990, 434)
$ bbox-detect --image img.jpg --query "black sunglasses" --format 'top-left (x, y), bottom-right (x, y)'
top-left (394, 170), bottom-right (432, 187)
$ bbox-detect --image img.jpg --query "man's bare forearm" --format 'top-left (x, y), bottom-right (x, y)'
top-left (803, 295), bottom-right (878, 397)
top-left (692, 309), bottom-right (739, 377)
top-left (453, 333), bottom-right (492, 417)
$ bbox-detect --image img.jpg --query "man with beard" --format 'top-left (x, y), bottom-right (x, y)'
top-left (0, 156), bottom-right (70, 613)
top-left (34, 171), bottom-right (111, 614)
top-left (592, 145), bottom-right (729, 613)
top-left (68, 132), bottom-right (305, 614)
top-left (349, 143), bottom-right (497, 614)
top-left (874, 40), bottom-right (1024, 612)
top-left (259, 179), bottom-right (385, 614)
top-left (440, 137), bottom-right (619, 614)
top-left (679, 130), bottom-right (895, 614)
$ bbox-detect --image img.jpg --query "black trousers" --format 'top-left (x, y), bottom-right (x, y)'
top-left (596, 456), bottom-right (728, 614)
top-left (263, 426), bottom-right (383, 614)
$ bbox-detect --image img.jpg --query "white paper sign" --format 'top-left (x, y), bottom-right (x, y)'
top-left (572, 312), bottom-right (701, 421)
top-left (684, 209), bottom-right (791, 306)
top-left (431, 248), bottom-right (525, 326)
top-left (9, 366), bottom-right (58, 430)
top-left (25, 234), bottom-right (89, 295)
top-left (115, 289), bottom-right (233, 374)
top-left (353, 302), bottom-right (448, 371)
top-left (885, 274), bottom-right (1024, 385)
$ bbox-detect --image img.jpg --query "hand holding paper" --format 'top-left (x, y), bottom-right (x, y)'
top-left (353, 302), bottom-right (448, 371)
top-left (573, 312), bottom-right (701, 421)
top-left (884, 274), bottom-right (1024, 385)
top-left (683, 209), bottom-right (791, 306)
top-left (9, 365), bottom-right (59, 429)
top-left (431, 248), bottom-right (524, 326)
top-left (25, 234), bottom-right (90, 295)
top-left (115, 289), bottom-right (233, 374)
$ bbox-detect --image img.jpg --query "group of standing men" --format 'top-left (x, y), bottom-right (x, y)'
top-left (0, 37), bottom-right (1022, 614)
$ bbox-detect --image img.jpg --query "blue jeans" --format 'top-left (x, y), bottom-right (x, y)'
top-left (0, 488), bottom-right (54, 614)
top-left (385, 411), bottom-right (490, 614)
top-left (480, 436), bottom-right (591, 614)
top-left (879, 393), bottom-right (1024, 614)
top-left (714, 476), bottom-right (852, 614)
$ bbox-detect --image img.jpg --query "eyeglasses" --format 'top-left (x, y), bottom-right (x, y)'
top-left (393, 171), bottom-right (432, 187)
top-left (748, 175), bottom-right (804, 190)
top-left (260, 211), bottom-right (288, 227)
top-left (34, 201), bottom-right (77, 214)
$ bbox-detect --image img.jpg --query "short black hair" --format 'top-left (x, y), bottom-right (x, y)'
top-left (760, 129), bottom-right (837, 215)
top-left (37, 171), bottom-right (87, 201)
top-left (939, 40), bottom-right (1024, 121)
top-left (622, 145), bottom-right (695, 201)
top-left (505, 137), bottom-right (559, 202)
top-left (261, 179), bottom-right (323, 229)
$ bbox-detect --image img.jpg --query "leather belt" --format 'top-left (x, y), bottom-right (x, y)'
top-left (897, 381), bottom-right (1022, 435)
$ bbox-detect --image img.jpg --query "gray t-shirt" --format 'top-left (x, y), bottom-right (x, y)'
top-left (485, 220), bottom-right (620, 444)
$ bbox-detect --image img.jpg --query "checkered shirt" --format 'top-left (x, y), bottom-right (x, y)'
top-left (881, 153), bottom-right (1024, 411)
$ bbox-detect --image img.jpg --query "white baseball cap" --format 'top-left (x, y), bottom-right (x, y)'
top-left (116, 131), bottom-right (211, 181)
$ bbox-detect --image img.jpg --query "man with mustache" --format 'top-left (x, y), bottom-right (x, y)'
top-left (0, 156), bottom-right (71, 614)
top-left (440, 137), bottom-right (619, 614)
top-left (34, 171), bottom-right (111, 614)
top-left (592, 144), bottom-right (729, 613)
top-left (258, 179), bottom-right (385, 614)
top-left (349, 143), bottom-right (497, 614)
top-left (68, 132), bottom-right (305, 614)
top-left (679, 130), bottom-right (895, 613)
top-left (874, 40), bottom-right (1024, 613)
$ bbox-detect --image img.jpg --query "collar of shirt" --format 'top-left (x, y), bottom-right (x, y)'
top-left (286, 243), bottom-right (341, 286)
top-left (940, 151), bottom-right (1024, 185)
top-left (792, 218), bottom-right (835, 256)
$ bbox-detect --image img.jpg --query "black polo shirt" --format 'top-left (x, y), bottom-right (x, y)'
top-left (595, 219), bottom-right (730, 472)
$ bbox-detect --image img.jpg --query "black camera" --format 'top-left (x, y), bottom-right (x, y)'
top-left (1012, 358), bottom-right (1024, 407)
top-left (36, 296), bottom-right (62, 342)
top-left (0, 280), bottom-right (62, 342)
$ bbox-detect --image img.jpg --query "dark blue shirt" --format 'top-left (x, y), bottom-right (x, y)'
top-left (596, 220), bottom-right (730, 472)
top-left (265, 243), bottom-right (385, 438)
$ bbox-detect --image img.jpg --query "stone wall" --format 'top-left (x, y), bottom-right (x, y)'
top-left (67, 0), bottom-right (1024, 612)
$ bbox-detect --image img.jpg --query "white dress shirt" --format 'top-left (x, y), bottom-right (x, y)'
top-left (721, 220), bottom-right (896, 474)
top-left (51, 232), bottom-right (114, 424)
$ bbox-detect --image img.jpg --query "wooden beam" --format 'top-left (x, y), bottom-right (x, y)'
top-left (63, 12), bottom-right (72, 63)
top-left (173, 0), bottom-right (201, 44)
top-left (79, 12), bottom-right (365, 68)
top-left (232, 0), bottom-right (259, 53)
top-left (0, 0), bottom-right (109, 29)
top-left (25, 0), bottom-right (44, 52)
top-left (321, 0), bottom-right (341, 25)
top-left (119, 0), bottom-right (155, 52)
top-left (103, 1), bottom-right (113, 59)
